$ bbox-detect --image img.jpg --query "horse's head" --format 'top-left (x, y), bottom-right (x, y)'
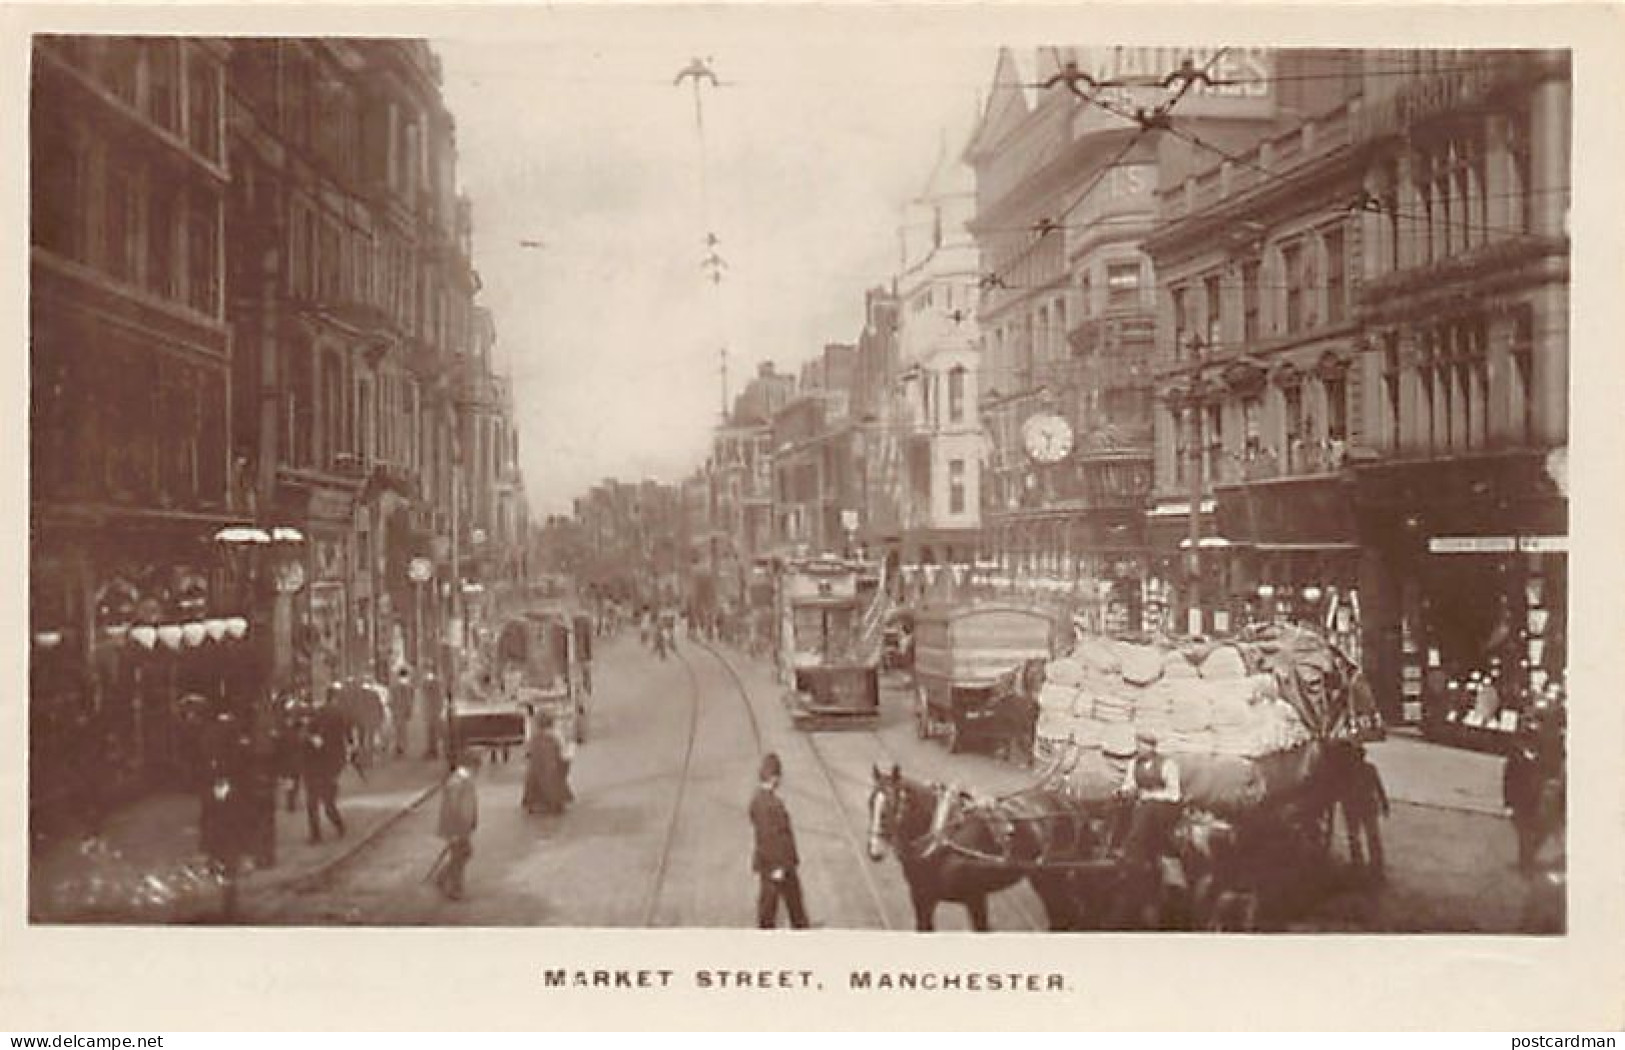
top-left (867, 763), bottom-right (906, 861)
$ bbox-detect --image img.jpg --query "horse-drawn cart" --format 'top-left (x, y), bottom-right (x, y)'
top-left (911, 602), bottom-right (1058, 754)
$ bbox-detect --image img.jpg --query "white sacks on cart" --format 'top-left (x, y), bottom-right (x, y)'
top-left (1031, 626), bottom-right (1355, 814)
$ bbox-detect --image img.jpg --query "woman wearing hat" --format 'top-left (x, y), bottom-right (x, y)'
top-left (749, 752), bottom-right (808, 929)
top-left (522, 709), bottom-right (574, 815)
top-left (1115, 728), bottom-right (1183, 876)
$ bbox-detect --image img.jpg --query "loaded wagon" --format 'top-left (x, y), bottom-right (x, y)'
top-left (912, 601), bottom-right (1059, 754)
top-left (778, 555), bottom-right (884, 729)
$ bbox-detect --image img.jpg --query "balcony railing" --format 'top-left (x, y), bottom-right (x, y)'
top-left (1210, 438), bottom-right (1349, 486)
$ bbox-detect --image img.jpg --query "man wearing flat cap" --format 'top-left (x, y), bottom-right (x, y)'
top-left (1116, 728), bottom-right (1183, 876)
top-left (749, 752), bottom-right (809, 929)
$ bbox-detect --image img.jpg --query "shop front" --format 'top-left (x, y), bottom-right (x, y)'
top-left (1351, 450), bottom-right (1567, 740)
top-left (30, 516), bottom-right (259, 831)
top-left (1215, 473), bottom-right (1363, 657)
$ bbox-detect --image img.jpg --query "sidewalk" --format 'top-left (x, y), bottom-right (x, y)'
top-left (1365, 732), bottom-right (1508, 816)
top-left (29, 755), bottom-right (444, 923)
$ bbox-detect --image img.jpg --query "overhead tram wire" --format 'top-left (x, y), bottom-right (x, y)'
top-left (975, 48), bottom-right (1237, 298)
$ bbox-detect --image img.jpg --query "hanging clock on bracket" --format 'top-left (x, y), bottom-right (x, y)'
top-left (1022, 412), bottom-right (1074, 464)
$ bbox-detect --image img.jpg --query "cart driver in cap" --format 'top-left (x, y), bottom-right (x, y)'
top-left (1116, 728), bottom-right (1183, 873)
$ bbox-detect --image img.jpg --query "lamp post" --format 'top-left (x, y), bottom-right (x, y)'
top-left (1185, 397), bottom-right (1204, 636)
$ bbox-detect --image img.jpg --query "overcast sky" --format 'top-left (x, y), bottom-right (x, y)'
top-left (435, 32), bottom-right (996, 516)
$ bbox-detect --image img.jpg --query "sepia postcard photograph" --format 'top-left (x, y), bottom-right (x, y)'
top-left (5, 0), bottom-right (1624, 1033)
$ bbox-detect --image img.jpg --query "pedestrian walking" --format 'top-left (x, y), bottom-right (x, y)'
top-left (434, 750), bottom-right (480, 901)
top-left (522, 710), bottom-right (574, 815)
top-left (300, 692), bottom-right (348, 844)
top-left (749, 752), bottom-right (808, 929)
top-left (1503, 711), bottom-right (1563, 874)
top-left (420, 669), bottom-right (446, 761)
top-left (389, 666), bottom-right (415, 758)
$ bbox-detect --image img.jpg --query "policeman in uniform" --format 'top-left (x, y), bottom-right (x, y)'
top-left (749, 752), bottom-right (808, 929)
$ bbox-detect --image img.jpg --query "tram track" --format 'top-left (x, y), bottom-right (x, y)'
top-left (639, 650), bottom-right (704, 926)
top-left (693, 639), bottom-right (898, 931)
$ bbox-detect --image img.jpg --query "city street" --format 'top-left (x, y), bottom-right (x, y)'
top-left (244, 631), bottom-right (1550, 932)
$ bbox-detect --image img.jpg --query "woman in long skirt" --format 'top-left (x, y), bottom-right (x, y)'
top-left (522, 711), bottom-right (574, 815)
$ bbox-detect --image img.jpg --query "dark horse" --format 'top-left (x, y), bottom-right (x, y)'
top-left (866, 764), bottom-right (1108, 931)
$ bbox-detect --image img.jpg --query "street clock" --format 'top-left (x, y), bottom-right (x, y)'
top-left (1022, 412), bottom-right (1074, 464)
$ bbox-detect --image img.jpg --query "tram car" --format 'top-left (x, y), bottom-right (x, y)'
top-left (777, 555), bottom-right (883, 729)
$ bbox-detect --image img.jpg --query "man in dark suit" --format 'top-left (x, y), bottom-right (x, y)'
top-left (749, 752), bottom-right (808, 929)
top-left (301, 693), bottom-right (349, 843)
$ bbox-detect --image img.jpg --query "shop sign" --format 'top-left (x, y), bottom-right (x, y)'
top-left (1358, 61), bottom-right (1505, 141)
top-left (1429, 536), bottom-right (1516, 554)
top-left (1428, 535), bottom-right (1568, 554)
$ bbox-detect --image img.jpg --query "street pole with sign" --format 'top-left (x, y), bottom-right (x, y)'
top-left (409, 556), bottom-right (432, 674)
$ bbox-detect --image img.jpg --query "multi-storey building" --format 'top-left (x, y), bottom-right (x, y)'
top-left (1344, 50), bottom-right (1570, 722)
top-left (31, 37), bottom-right (235, 800)
top-left (886, 145), bottom-right (984, 570)
top-left (1144, 51), bottom-right (1363, 638)
top-left (226, 39), bottom-right (482, 690)
top-left (969, 46), bottom-right (1354, 631)
top-left (1144, 49), bottom-right (1569, 721)
top-left (773, 344), bottom-right (861, 556)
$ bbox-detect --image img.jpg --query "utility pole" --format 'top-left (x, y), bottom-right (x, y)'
top-left (1186, 396), bottom-right (1204, 636)
top-left (719, 347), bottom-right (729, 422)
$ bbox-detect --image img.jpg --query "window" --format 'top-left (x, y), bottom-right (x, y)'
top-left (145, 39), bottom-right (179, 131)
top-left (1325, 373), bottom-right (1348, 442)
top-left (1242, 395), bottom-right (1262, 457)
top-left (948, 366), bottom-right (966, 424)
top-left (103, 163), bottom-right (140, 284)
top-left (32, 124), bottom-right (83, 261)
top-left (1383, 335), bottom-right (1402, 447)
top-left (101, 38), bottom-right (140, 106)
top-left (1282, 242), bottom-right (1304, 333)
top-left (1283, 384), bottom-right (1304, 471)
top-left (1324, 227), bottom-right (1346, 325)
top-left (949, 459), bottom-right (966, 514)
top-left (147, 183), bottom-right (177, 300)
top-left (1171, 407), bottom-right (1188, 486)
top-left (1107, 261), bottom-right (1140, 308)
top-left (1171, 287), bottom-right (1190, 358)
top-left (186, 190), bottom-right (218, 316)
top-left (1512, 311), bottom-right (1535, 443)
top-left (1203, 273), bottom-right (1222, 347)
top-left (1241, 260), bottom-right (1260, 343)
top-left (1203, 402), bottom-right (1223, 483)
top-left (1508, 109), bottom-right (1533, 233)
top-left (1079, 271), bottom-right (1092, 318)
